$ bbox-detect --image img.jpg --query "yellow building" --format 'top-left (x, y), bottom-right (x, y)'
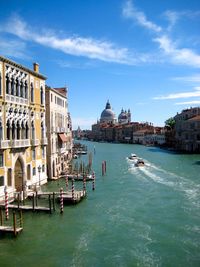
top-left (0, 56), bottom-right (48, 200)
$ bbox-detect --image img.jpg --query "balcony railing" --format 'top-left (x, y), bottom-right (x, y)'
top-left (6, 94), bottom-right (28, 105)
top-left (0, 140), bottom-right (10, 149)
top-left (31, 139), bottom-right (40, 146)
top-left (11, 139), bottom-right (30, 148)
top-left (41, 138), bottom-right (48, 145)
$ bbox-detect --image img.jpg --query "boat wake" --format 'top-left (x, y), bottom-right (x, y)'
top-left (127, 158), bottom-right (200, 208)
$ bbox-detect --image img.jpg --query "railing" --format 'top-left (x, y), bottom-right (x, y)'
top-left (5, 95), bottom-right (28, 105)
top-left (41, 138), bottom-right (48, 145)
top-left (11, 139), bottom-right (30, 148)
top-left (31, 139), bottom-right (40, 146)
top-left (0, 140), bottom-right (10, 149)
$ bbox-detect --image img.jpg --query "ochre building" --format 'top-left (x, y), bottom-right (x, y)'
top-left (0, 56), bottom-right (48, 200)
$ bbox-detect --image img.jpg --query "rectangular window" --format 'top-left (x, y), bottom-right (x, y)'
top-left (42, 164), bottom-right (45, 172)
top-left (32, 149), bottom-right (36, 160)
top-left (32, 167), bottom-right (36, 176)
top-left (0, 153), bottom-right (3, 167)
top-left (42, 147), bottom-right (45, 159)
top-left (51, 93), bottom-right (53, 102)
top-left (0, 176), bottom-right (4, 186)
top-left (7, 168), bottom-right (12, 186)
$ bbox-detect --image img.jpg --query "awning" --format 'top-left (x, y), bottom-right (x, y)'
top-left (58, 133), bottom-right (67, 142)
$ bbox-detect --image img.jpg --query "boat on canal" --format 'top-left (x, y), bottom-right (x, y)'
top-left (134, 158), bottom-right (145, 167)
top-left (128, 153), bottom-right (138, 161)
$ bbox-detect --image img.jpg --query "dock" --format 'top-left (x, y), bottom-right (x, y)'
top-left (0, 225), bottom-right (23, 235)
top-left (59, 174), bottom-right (94, 181)
top-left (36, 190), bottom-right (86, 204)
top-left (7, 204), bottom-right (51, 212)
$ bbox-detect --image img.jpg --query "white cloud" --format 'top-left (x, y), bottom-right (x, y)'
top-left (122, 0), bottom-right (162, 33)
top-left (175, 100), bottom-right (200, 105)
top-left (154, 89), bottom-right (200, 100)
top-left (154, 35), bottom-right (200, 68)
top-left (0, 16), bottom-right (144, 65)
top-left (172, 74), bottom-right (200, 83)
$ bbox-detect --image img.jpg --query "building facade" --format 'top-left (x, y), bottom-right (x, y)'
top-left (45, 86), bottom-right (72, 179)
top-left (174, 107), bottom-right (200, 152)
top-left (0, 56), bottom-right (48, 200)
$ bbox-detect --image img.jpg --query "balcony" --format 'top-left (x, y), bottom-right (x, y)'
top-left (5, 95), bottom-right (28, 105)
top-left (41, 138), bottom-right (48, 145)
top-left (11, 139), bottom-right (30, 148)
top-left (56, 127), bottom-right (66, 133)
top-left (0, 140), bottom-right (10, 149)
top-left (31, 139), bottom-right (40, 146)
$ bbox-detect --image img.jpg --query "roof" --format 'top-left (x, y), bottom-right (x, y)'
top-left (188, 115), bottom-right (200, 121)
top-left (0, 55), bottom-right (47, 80)
top-left (54, 87), bottom-right (67, 97)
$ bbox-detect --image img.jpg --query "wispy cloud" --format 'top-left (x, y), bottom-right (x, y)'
top-left (154, 35), bottom-right (200, 68)
top-left (153, 88), bottom-right (200, 100)
top-left (0, 15), bottom-right (146, 65)
top-left (172, 74), bottom-right (200, 83)
top-left (123, 1), bottom-right (200, 68)
top-left (122, 0), bottom-right (162, 33)
top-left (175, 100), bottom-right (200, 105)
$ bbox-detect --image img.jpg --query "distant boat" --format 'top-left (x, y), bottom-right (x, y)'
top-left (135, 158), bottom-right (145, 167)
top-left (128, 153), bottom-right (138, 160)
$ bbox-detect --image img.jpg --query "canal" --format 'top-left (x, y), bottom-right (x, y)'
top-left (0, 141), bottom-right (200, 267)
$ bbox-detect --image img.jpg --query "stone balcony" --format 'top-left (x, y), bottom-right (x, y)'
top-left (11, 139), bottom-right (30, 148)
top-left (6, 94), bottom-right (28, 105)
top-left (41, 138), bottom-right (48, 145)
top-left (0, 140), bottom-right (10, 149)
top-left (0, 139), bottom-right (31, 148)
top-left (31, 139), bottom-right (40, 146)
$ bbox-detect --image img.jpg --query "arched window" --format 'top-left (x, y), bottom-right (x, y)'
top-left (25, 122), bottom-right (29, 139)
top-left (6, 75), bottom-right (9, 94)
top-left (0, 121), bottom-right (2, 140)
top-left (0, 72), bottom-right (2, 95)
top-left (41, 121), bottom-right (45, 139)
top-left (16, 79), bottom-right (19, 96)
top-left (12, 121), bottom-right (15, 140)
top-left (21, 121), bottom-right (25, 139)
top-left (40, 86), bottom-right (44, 105)
top-left (6, 120), bottom-right (11, 140)
top-left (17, 121), bottom-right (20, 140)
top-left (31, 121), bottom-right (35, 140)
top-left (11, 77), bottom-right (15, 95)
top-left (30, 82), bottom-right (34, 102)
top-left (20, 82), bottom-right (23, 98)
top-left (24, 81), bottom-right (28, 99)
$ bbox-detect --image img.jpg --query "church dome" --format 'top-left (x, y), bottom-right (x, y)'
top-left (100, 100), bottom-right (116, 123)
top-left (118, 109), bottom-right (128, 120)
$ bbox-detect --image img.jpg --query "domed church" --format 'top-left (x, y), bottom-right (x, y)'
top-left (100, 100), bottom-right (117, 124)
top-left (118, 108), bottom-right (131, 124)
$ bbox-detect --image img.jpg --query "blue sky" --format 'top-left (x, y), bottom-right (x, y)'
top-left (0, 0), bottom-right (200, 129)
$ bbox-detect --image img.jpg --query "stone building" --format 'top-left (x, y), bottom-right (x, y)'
top-left (45, 86), bottom-right (72, 179)
top-left (0, 56), bottom-right (48, 200)
top-left (174, 107), bottom-right (200, 152)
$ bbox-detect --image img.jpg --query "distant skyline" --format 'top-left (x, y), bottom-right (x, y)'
top-left (0, 0), bottom-right (200, 129)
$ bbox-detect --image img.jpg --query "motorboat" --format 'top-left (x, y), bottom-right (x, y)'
top-left (128, 153), bottom-right (138, 160)
top-left (135, 158), bottom-right (145, 167)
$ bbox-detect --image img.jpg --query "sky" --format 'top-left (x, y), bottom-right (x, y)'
top-left (0, 0), bottom-right (200, 129)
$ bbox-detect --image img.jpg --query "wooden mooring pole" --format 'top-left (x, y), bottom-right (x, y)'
top-left (52, 192), bottom-right (56, 211)
top-left (13, 212), bottom-right (17, 237)
top-left (0, 208), bottom-right (3, 226)
top-left (4, 186), bottom-right (9, 220)
top-left (60, 188), bottom-right (64, 214)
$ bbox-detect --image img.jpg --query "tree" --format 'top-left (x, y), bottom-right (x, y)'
top-left (165, 117), bottom-right (175, 129)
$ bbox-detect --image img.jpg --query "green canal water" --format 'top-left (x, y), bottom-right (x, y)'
top-left (1, 141), bottom-right (200, 267)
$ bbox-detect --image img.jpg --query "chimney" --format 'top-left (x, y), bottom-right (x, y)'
top-left (33, 62), bottom-right (39, 73)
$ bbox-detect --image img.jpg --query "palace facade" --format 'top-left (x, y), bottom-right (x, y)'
top-left (0, 56), bottom-right (48, 200)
